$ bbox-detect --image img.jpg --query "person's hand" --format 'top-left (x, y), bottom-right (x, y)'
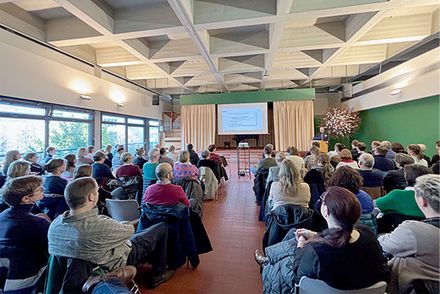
top-left (295, 229), bottom-right (317, 241)
top-left (35, 213), bottom-right (51, 222)
top-left (297, 235), bottom-right (306, 248)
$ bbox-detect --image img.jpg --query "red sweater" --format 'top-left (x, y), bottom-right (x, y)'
top-left (116, 165), bottom-right (142, 178)
top-left (143, 183), bottom-right (189, 206)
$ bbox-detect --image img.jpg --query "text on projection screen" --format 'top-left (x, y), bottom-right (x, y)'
top-left (218, 103), bottom-right (268, 135)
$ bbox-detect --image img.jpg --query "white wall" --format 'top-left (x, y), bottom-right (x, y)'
top-left (343, 48), bottom-right (440, 111)
top-left (0, 28), bottom-right (172, 118)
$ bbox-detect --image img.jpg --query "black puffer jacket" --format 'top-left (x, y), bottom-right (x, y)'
top-left (262, 204), bottom-right (313, 249)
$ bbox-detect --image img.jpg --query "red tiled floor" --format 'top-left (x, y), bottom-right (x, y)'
top-left (142, 154), bottom-right (265, 293)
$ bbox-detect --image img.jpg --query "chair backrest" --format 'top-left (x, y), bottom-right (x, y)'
top-left (361, 186), bottom-right (385, 199)
top-left (105, 199), bottom-right (140, 223)
top-left (297, 277), bottom-right (387, 294)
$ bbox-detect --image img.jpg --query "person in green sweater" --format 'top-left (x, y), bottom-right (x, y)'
top-left (375, 164), bottom-right (432, 218)
top-left (141, 148), bottom-right (160, 204)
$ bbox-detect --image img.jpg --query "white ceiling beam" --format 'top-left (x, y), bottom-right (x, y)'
top-left (167, 0), bottom-right (227, 92)
top-left (302, 9), bottom-right (389, 85)
top-left (54, 0), bottom-right (190, 90)
top-left (0, 3), bottom-right (45, 41)
top-left (53, 0), bottom-right (114, 34)
top-left (260, 0), bottom-right (294, 89)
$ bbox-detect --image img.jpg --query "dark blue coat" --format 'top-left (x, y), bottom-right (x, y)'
top-left (0, 204), bottom-right (50, 293)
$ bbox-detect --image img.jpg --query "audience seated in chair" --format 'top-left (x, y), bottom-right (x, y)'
top-left (256, 186), bottom-right (389, 294)
top-left (267, 159), bottom-right (310, 211)
top-left (166, 145), bottom-right (179, 162)
top-left (357, 153), bottom-right (385, 187)
top-left (173, 150), bottom-right (199, 181)
top-left (77, 147), bottom-right (94, 165)
top-left (304, 145), bottom-right (320, 171)
top-left (286, 146), bottom-right (307, 177)
top-left (43, 147), bottom-right (56, 165)
top-left (111, 145), bottom-right (125, 171)
top-left (255, 144), bottom-right (276, 170)
top-left (0, 176), bottom-right (50, 293)
top-left (335, 149), bottom-right (359, 169)
top-left (266, 152), bottom-right (286, 185)
top-left (37, 159), bottom-right (69, 220)
top-left (2, 150), bottom-right (21, 176)
top-left (373, 146), bottom-right (396, 172)
top-left (24, 152), bottom-right (44, 176)
top-left (375, 164), bottom-right (432, 219)
top-left (383, 153), bottom-right (414, 193)
top-left (304, 153), bottom-right (333, 208)
top-left (48, 177), bottom-right (174, 289)
top-left (92, 151), bottom-right (115, 181)
top-left (330, 166), bottom-right (374, 214)
top-left (327, 143), bottom-right (344, 160)
top-left (159, 148), bottom-right (174, 166)
top-left (429, 140), bottom-right (440, 168)
top-left (380, 141), bottom-right (396, 160)
top-left (60, 154), bottom-right (76, 181)
top-left (207, 144), bottom-right (222, 165)
top-left (132, 147), bottom-right (147, 170)
top-left (142, 148), bottom-right (160, 202)
top-left (115, 152), bottom-right (143, 200)
top-left (187, 144), bottom-right (200, 166)
top-left (197, 149), bottom-right (221, 182)
top-left (407, 144), bottom-right (429, 167)
top-left (199, 166), bottom-right (218, 201)
top-left (140, 163), bottom-right (212, 269)
top-left (378, 174), bottom-right (439, 294)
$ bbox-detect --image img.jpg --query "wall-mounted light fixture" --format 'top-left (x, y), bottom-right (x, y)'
top-left (116, 102), bottom-right (124, 107)
top-left (389, 89), bottom-right (401, 95)
top-left (79, 94), bottom-right (92, 100)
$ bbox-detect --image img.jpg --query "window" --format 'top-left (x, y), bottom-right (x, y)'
top-left (49, 121), bottom-right (92, 157)
top-left (128, 118), bottom-right (144, 125)
top-left (128, 126), bottom-right (144, 154)
top-left (103, 115), bottom-right (125, 123)
top-left (52, 109), bottom-right (92, 120)
top-left (149, 120), bottom-right (159, 126)
top-left (102, 124), bottom-right (126, 148)
top-left (149, 125), bottom-right (159, 149)
top-left (0, 102), bottom-right (45, 116)
top-left (0, 118), bottom-right (45, 157)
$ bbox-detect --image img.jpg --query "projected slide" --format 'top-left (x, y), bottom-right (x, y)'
top-left (218, 103), bottom-right (268, 135)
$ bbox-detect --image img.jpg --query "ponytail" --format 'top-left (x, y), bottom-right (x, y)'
top-left (306, 223), bottom-right (353, 248)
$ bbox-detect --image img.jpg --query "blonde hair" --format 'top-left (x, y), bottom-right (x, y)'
top-left (339, 149), bottom-right (352, 160)
top-left (279, 159), bottom-right (302, 194)
top-left (178, 150), bottom-right (190, 163)
top-left (3, 150), bottom-right (20, 166)
top-left (73, 164), bottom-right (92, 179)
top-left (7, 161), bottom-right (31, 179)
top-left (77, 147), bottom-right (87, 158)
top-left (121, 152), bottom-right (132, 163)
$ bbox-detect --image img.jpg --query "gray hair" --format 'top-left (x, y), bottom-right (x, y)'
top-left (275, 152), bottom-right (286, 164)
top-left (395, 153), bottom-right (414, 167)
top-left (359, 153), bottom-right (374, 169)
top-left (201, 150), bottom-right (210, 159)
top-left (147, 148), bottom-right (160, 161)
top-left (380, 141), bottom-right (391, 149)
top-left (414, 174), bottom-right (440, 213)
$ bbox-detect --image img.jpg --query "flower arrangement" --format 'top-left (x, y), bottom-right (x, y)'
top-left (321, 105), bottom-right (361, 138)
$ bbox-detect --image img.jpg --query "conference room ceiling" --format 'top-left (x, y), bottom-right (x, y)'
top-left (0, 0), bottom-right (439, 95)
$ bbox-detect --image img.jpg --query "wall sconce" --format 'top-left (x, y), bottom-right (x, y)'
top-left (389, 89), bottom-right (401, 95)
top-left (79, 94), bottom-right (92, 100)
top-left (116, 102), bottom-right (124, 107)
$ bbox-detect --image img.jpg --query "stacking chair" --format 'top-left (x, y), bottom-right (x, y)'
top-left (361, 186), bottom-right (385, 199)
top-left (296, 277), bottom-right (387, 294)
top-left (105, 199), bottom-right (140, 225)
